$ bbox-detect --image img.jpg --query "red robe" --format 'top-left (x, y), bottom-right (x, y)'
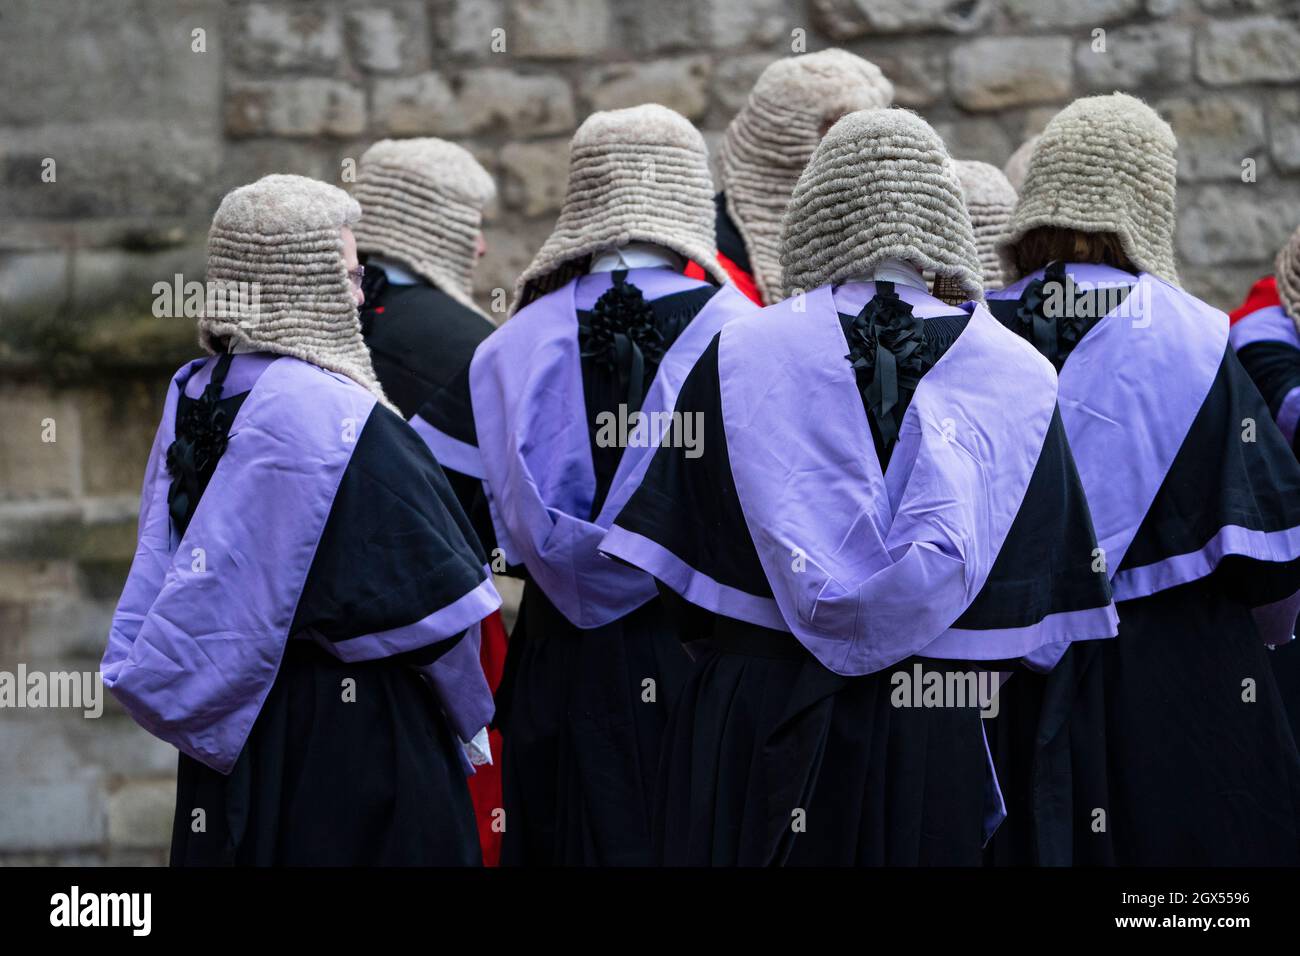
top-left (1230, 275), bottom-right (1280, 324)
top-left (467, 610), bottom-right (508, 865)
top-left (686, 253), bottom-right (763, 305)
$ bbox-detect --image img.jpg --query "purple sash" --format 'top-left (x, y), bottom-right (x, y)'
top-left (469, 270), bottom-right (757, 628)
top-left (713, 282), bottom-right (1108, 676)
top-left (102, 354), bottom-right (498, 773)
top-left (993, 266), bottom-right (1237, 602)
top-left (1229, 304), bottom-right (1300, 444)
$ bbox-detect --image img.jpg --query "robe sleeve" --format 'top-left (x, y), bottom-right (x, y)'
top-left (410, 364), bottom-right (503, 563)
top-left (292, 404), bottom-right (500, 661)
top-left (603, 335), bottom-right (785, 632)
top-left (936, 407), bottom-right (1117, 670)
top-left (1115, 346), bottom-right (1300, 642)
top-left (1236, 338), bottom-right (1300, 452)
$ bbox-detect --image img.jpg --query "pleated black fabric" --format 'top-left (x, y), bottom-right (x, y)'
top-left (615, 311), bottom-right (1108, 865)
top-left (988, 315), bottom-right (1300, 866)
top-left (1220, 336), bottom-right (1300, 770)
top-left (490, 279), bottom-right (715, 865)
top-left (496, 587), bottom-right (690, 865)
top-left (991, 581), bottom-right (1300, 866)
top-left (655, 632), bottom-right (988, 866)
top-left (170, 640), bottom-right (480, 866)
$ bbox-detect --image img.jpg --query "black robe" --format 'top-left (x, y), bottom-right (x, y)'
top-left (610, 298), bottom-right (1112, 866)
top-left (424, 276), bottom-right (721, 865)
top-left (986, 277), bottom-right (1300, 866)
top-left (1233, 321), bottom-right (1300, 745)
top-left (360, 270), bottom-right (496, 541)
top-left (164, 357), bottom-right (487, 866)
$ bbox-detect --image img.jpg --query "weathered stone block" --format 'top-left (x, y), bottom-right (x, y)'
top-left (108, 780), bottom-right (175, 849)
top-left (1199, 1), bottom-right (1291, 11)
top-left (711, 55), bottom-right (779, 116)
top-left (346, 3), bottom-right (429, 74)
top-left (0, 0), bottom-right (222, 130)
top-left (499, 140), bottom-right (571, 217)
top-left (233, 2), bottom-right (344, 73)
top-left (438, 0), bottom-right (507, 56)
top-left (1076, 25), bottom-right (1193, 91)
top-left (0, 122), bottom-right (221, 221)
top-left (69, 246), bottom-right (207, 320)
top-left (701, 0), bottom-right (789, 50)
top-left (1184, 264), bottom-right (1267, 313)
top-left (216, 141), bottom-right (341, 198)
top-left (78, 381), bottom-right (165, 497)
top-left (864, 47), bottom-right (948, 109)
top-left (372, 73), bottom-right (458, 135)
top-left (1197, 16), bottom-right (1300, 85)
top-left (374, 69), bottom-right (574, 137)
top-left (624, 0), bottom-right (701, 53)
top-left (1158, 95), bottom-right (1267, 181)
top-left (477, 220), bottom-right (555, 316)
top-left (1269, 91), bottom-right (1300, 174)
top-left (1177, 185), bottom-right (1300, 265)
top-left (581, 58), bottom-right (712, 120)
top-left (812, 0), bottom-right (992, 38)
top-left (0, 252), bottom-right (69, 321)
top-left (67, 711), bottom-right (178, 778)
top-left (952, 38), bottom-right (1074, 111)
top-left (0, 385), bottom-right (80, 501)
top-left (457, 69), bottom-right (577, 135)
top-left (509, 0), bottom-right (612, 59)
top-left (933, 119), bottom-right (1015, 167)
top-left (1003, 0), bottom-right (1141, 27)
top-left (226, 80), bottom-right (367, 139)
top-left (0, 774), bottom-right (106, 850)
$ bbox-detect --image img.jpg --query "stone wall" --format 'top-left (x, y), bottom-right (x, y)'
top-left (1, 0), bottom-right (1298, 862)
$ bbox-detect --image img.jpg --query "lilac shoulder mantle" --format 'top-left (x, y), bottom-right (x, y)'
top-left (469, 271), bottom-right (758, 628)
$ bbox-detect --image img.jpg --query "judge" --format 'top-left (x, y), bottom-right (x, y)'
top-left (101, 175), bottom-right (500, 866)
top-left (417, 105), bottom-right (759, 865)
top-left (684, 49), bottom-right (893, 305)
top-left (953, 159), bottom-right (1017, 291)
top-left (1227, 224), bottom-right (1300, 747)
top-left (601, 109), bottom-right (1117, 865)
top-left (351, 137), bottom-right (510, 865)
top-left (1229, 227), bottom-right (1300, 456)
top-left (987, 95), bottom-right (1300, 865)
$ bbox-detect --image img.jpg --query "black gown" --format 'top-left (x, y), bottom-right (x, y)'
top-left (1233, 327), bottom-right (1300, 745)
top-left (167, 356), bottom-right (485, 866)
top-left (611, 294), bottom-right (1113, 865)
top-left (360, 269), bottom-right (496, 538)
top-left (987, 275), bottom-right (1300, 866)
top-left (424, 276), bottom-right (719, 865)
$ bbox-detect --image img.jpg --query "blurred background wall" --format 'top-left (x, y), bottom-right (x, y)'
top-left (1, 0), bottom-right (1298, 863)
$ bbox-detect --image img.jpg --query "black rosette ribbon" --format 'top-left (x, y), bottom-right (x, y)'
top-left (580, 270), bottom-right (666, 411)
top-left (166, 353), bottom-right (233, 535)
top-left (1013, 261), bottom-right (1089, 369)
top-left (844, 283), bottom-right (927, 453)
